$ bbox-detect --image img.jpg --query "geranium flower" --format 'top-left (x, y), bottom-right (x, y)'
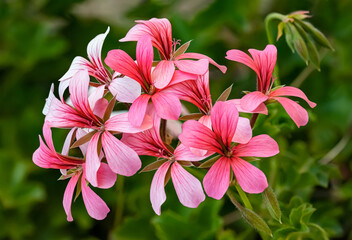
top-left (45, 69), bottom-right (152, 187)
top-left (33, 122), bottom-right (116, 221)
top-left (179, 101), bottom-right (279, 199)
top-left (122, 113), bottom-right (207, 215)
top-left (105, 35), bottom-right (197, 127)
top-left (226, 44), bottom-right (316, 127)
top-left (58, 27), bottom-right (141, 103)
top-left (119, 18), bottom-right (227, 88)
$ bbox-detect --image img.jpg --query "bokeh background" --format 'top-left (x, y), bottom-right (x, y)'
top-left (1, 0), bottom-right (352, 239)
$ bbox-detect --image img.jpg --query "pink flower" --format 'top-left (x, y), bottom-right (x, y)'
top-left (58, 27), bottom-right (141, 103)
top-left (45, 70), bottom-right (152, 187)
top-left (122, 114), bottom-right (207, 215)
top-left (226, 45), bottom-right (316, 127)
top-left (105, 35), bottom-right (197, 127)
top-left (179, 101), bottom-right (279, 199)
top-left (33, 122), bottom-right (116, 221)
top-left (119, 18), bottom-right (227, 87)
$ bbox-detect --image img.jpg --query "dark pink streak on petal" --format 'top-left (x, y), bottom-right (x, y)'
top-left (231, 157), bottom-right (268, 194)
top-left (269, 86), bottom-right (316, 108)
top-left (203, 157), bottom-right (231, 199)
top-left (274, 97), bottom-right (309, 127)
top-left (63, 173), bottom-right (80, 222)
top-left (235, 134), bottom-right (279, 157)
top-left (240, 91), bottom-right (268, 112)
top-left (102, 131), bottom-right (141, 176)
top-left (136, 35), bottom-right (153, 85)
top-left (179, 120), bottom-right (222, 154)
top-left (171, 162), bottom-right (205, 208)
top-left (211, 101), bottom-right (239, 148)
top-left (128, 94), bottom-right (151, 127)
top-left (81, 177), bottom-right (110, 220)
top-left (150, 161), bottom-right (171, 215)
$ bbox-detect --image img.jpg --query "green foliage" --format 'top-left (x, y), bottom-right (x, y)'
top-left (1, 0), bottom-right (352, 239)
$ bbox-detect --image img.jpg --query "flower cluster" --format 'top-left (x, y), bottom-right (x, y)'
top-left (33, 18), bottom-right (316, 221)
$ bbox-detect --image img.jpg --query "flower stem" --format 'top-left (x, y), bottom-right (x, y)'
top-left (250, 113), bottom-right (259, 128)
top-left (235, 184), bottom-right (253, 210)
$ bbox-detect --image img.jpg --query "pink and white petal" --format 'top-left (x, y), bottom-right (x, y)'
top-left (179, 120), bottom-right (222, 154)
top-left (152, 60), bottom-right (175, 89)
top-left (136, 35), bottom-right (153, 83)
top-left (87, 27), bottom-right (110, 67)
top-left (211, 101), bottom-right (239, 147)
top-left (174, 144), bottom-right (210, 161)
top-left (225, 50), bottom-right (260, 76)
top-left (61, 128), bottom-right (77, 156)
top-left (176, 52), bottom-right (227, 73)
top-left (81, 177), bottom-right (110, 220)
top-left (102, 131), bottom-right (141, 176)
top-left (76, 129), bottom-right (90, 155)
top-left (150, 161), bottom-right (171, 215)
top-left (232, 117), bottom-right (252, 144)
top-left (128, 94), bottom-right (151, 127)
top-left (58, 56), bottom-right (92, 101)
top-left (203, 157), bottom-right (231, 199)
top-left (152, 92), bottom-right (181, 120)
top-left (105, 50), bottom-right (142, 85)
top-left (120, 23), bottom-right (150, 42)
top-left (270, 86), bottom-right (316, 108)
top-left (274, 97), bottom-right (310, 127)
top-left (228, 99), bottom-right (268, 115)
top-left (174, 59), bottom-right (208, 75)
top-left (105, 112), bottom-right (153, 133)
top-left (63, 173), bottom-right (80, 222)
top-left (69, 70), bottom-right (94, 118)
top-left (96, 163), bottom-right (117, 189)
top-left (88, 85), bottom-right (105, 110)
top-left (240, 91), bottom-right (269, 112)
top-left (231, 157), bottom-right (268, 194)
top-left (171, 162), bottom-right (205, 208)
top-left (109, 77), bottom-right (141, 103)
top-left (43, 121), bottom-right (55, 151)
top-left (93, 98), bottom-right (108, 119)
top-left (235, 134), bottom-right (279, 157)
top-left (85, 132), bottom-right (102, 187)
top-left (43, 84), bottom-right (55, 115)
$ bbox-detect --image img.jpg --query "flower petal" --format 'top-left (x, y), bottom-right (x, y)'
top-left (270, 86), bottom-right (316, 108)
top-left (87, 27), bottom-right (110, 69)
top-left (232, 117), bottom-right (252, 144)
top-left (81, 177), bottom-right (110, 220)
top-left (235, 134), bottom-right (279, 157)
top-left (273, 97), bottom-right (310, 127)
top-left (228, 99), bottom-right (268, 115)
top-left (96, 163), bottom-right (117, 189)
top-left (152, 91), bottom-right (181, 120)
top-left (171, 162), bottom-right (205, 208)
top-left (177, 52), bottom-right (227, 73)
top-left (61, 128), bottom-right (77, 156)
top-left (203, 157), bottom-right (231, 199)
top-left (240, 91), bottom-right (268, 112)
top-left (150, 161), bottom-right (171, 215)
top-left (225, 49), bottom-right (260, 76)
top-left (179, 120), bottom-right (222, 154)
top-left (108, 77), bottom-right (141, 103)
top-left (85, 132), bottom-right (102, 187)
top-left (174, 59), bottom-right (209, 75)
top-left (231, 157), bottom-right (268, 194)
top-left (152, 60), bottom-right (175, 89)
top-left (105, 112), bottom-right (153, 133)
top-left (63, 173), bottom-right (80, 222)
top-left (102, 131), bottom-right (141, 176)
top-left (128, 94), bottom-right (151, 127)
top-left (88, 85), bottom-right (105, 111)
top-left (136, 35), bottom-right (153, 84)
top-left (174, 144), bottom-right (209, 161)
top-left (211, 101), bottom-right (239, 147)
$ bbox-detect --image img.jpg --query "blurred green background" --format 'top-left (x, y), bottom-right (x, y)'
top-left (1, 0), bottom-right (352, 239)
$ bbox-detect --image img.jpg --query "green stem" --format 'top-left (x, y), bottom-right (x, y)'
top-left (235, 184), bottom-right (253, 210)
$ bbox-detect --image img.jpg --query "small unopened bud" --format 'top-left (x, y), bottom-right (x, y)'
top-left (263, 186), bottom-right (282, 223)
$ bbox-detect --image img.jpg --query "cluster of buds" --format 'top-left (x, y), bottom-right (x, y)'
top-left (33, 18), bottom-right (316, 222)
top-left (266, 11), bottom-right (334, 70)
